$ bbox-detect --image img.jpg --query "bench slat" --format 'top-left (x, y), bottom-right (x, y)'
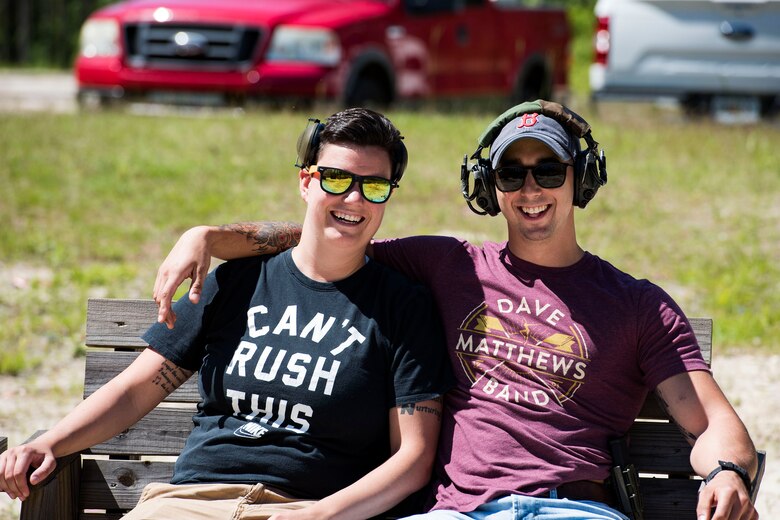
top-left (85, 299), bottom-right (712, 361)
top-left (639, 477), bottom-right (700, 518)
top-left (84, 351), bottom-right (200, 402)
top-left (89, 407), bottom-right (194, 456)
top-left (80, 459), bottom-right (175, 510)
top-left (688, 317), bottom-right (712, 365)
top-left (77, 462), bottom-right (704, 516)
top-left (627, 422), bottom-right (693, 474)
top-left (86, 299), bottom-right (157, 348)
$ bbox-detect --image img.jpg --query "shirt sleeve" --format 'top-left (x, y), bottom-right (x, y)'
top-left (386, 281), bottom-right (455, 406)
top-left (141, 258), bottom-right (262, 371)
top-left (372, 235), bottom-right (467, 286)
top-left (636, 282), bottom-right (711, 390)
top-left (141, 270), bottom-right (222, 371)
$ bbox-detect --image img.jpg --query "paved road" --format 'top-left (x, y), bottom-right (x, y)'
top-left (0, 71), bottom-right (77, 113)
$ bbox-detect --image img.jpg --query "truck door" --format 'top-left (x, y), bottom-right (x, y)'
top-left (401, 0), bottom-right (498, 96)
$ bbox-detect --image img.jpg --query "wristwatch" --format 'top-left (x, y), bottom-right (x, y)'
top-left (705, 460), bottom-right (753, 493)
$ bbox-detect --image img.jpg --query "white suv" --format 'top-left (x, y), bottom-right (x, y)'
top-left (589, 0), bottom-right (780, 117)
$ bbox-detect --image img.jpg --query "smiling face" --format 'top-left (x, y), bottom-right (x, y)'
top-left (300, 142), bottom-right (392, 254)
top-left (496, 138), bottom-right (583, 266)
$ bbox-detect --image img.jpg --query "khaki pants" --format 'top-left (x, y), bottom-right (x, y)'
top-left (122, 482), bottom-right (318, 520)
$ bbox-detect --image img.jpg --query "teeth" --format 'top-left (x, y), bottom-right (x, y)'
top-left (333, 211), bottom-right (362, 223)
top-left (523, 205), bottom-right (548, 215)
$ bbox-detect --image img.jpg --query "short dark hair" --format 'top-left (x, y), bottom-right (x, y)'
top-left (318, 108), bottom-right (407, 183)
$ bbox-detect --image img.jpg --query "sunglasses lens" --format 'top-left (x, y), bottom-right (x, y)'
top-left (316, 167), bottom-right (393, 203)
top-left (319, 168), bottom-right (353, 195)
top-left (361, 178), bottom-right (392, 203)
top-left (494, 163), bottom-right (569, 192)
top-left (494, 167), bottom-right (526, 192)
top-left (533, 163), bottom-right (568, 189)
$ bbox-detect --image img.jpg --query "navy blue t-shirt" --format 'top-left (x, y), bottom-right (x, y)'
top-left (142, 250), bottom-right (452, 499)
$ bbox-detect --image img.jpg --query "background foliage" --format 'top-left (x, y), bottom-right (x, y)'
top-left (0, 0), bottom-right (114, 66)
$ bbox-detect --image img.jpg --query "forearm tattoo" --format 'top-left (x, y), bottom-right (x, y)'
top-left (655, 390), bottom-right (698, 442)
top-left (400, 397), bottom-right (443, 421)
top-left (221, 221), bottom-right (301, 255)
top-left (152, 360), bottom-right (192, 395)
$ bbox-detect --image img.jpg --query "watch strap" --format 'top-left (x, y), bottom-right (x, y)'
top-left (705, 460), bottom-right (752, 493)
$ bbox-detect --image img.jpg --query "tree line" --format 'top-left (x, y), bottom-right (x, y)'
top-left (0, 0), bottom-right (113, 67)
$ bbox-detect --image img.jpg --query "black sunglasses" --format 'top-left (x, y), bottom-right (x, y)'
top-left (494, 162), bottom-right (570, 192)
top-left (310, 166), bottom-right (397, 204)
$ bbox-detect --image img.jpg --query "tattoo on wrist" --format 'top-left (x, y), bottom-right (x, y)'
top-left (151, 361), bottom-right (192, 395)
top-left (222, 222), bottom-right (301, 255)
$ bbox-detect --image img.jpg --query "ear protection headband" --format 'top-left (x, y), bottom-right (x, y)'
top-left (460, 99), bottom-right (607, 216)
top-left (295, 117), bottom-right (409, 184)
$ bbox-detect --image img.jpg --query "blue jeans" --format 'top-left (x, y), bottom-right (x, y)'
top-left (402, 494), bottom-right (629, 520)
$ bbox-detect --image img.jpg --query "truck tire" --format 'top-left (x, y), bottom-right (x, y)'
top-left (760, 95), bottom-right (778, 116)
top-left (345, 75), bottom-right (392, 108)
top-left (513, 64), bottom-right (551, 104)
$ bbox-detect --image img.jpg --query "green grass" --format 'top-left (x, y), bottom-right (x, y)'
top-left (1, 105), bottom-right (778, 374)
top-left (0, 4), bottom-right (777, 369)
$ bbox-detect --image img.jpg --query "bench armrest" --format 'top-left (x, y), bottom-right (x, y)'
top-left (18, 431), bottom-right (81, 520)
top-left (750, 450), bottom-right (767, 504)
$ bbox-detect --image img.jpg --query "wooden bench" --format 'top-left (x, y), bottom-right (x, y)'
top-left (1, 298), bottom-right (766, 519)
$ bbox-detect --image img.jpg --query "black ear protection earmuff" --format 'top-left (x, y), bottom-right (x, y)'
top-left (461, 99), bottom-right (607, 216)
top-left (296, 118), bottom-right (325, 171)
top-left (295, 117), bottom-right (409, 184)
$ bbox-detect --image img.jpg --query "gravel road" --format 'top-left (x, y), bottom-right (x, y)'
top-left (0, 71), bottom-right (77, 113)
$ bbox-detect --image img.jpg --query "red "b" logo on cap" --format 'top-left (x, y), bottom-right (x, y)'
top-left (517, 113), bottom-right (539, 128)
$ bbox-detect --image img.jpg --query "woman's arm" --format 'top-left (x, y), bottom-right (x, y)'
top-left (153, 222), bottom-right (302, 329)
top-left (269, 398), bottom-right (443, 520)
top-left (0, 349), bottom-right (193, 501)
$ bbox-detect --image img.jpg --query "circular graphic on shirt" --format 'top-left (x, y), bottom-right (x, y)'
top-left (455, 301), bottom-right (591, 407)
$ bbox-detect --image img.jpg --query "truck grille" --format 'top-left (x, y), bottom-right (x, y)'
top-left (124, 23), bottom-right (262, 69)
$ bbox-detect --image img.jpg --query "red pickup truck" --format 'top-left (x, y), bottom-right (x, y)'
top-left (75, 0), bottom-right (570, 108)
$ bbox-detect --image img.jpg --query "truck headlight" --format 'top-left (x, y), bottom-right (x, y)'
top-left (266, 26), bottom-right (342, 66)
top-left (79, 19), bottom-right (120, 58)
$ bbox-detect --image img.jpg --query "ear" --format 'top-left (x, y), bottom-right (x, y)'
top-left (299, 168), bottom-right (312, 201)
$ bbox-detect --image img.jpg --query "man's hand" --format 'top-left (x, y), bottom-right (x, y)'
top-left (153, 222), bottom-right (303, 328)
top-left (0, 442), bottom-right (56, 501)
top-left (153, 226), bottom-right (213, 329)
top-left (696, 464), bottom-right (758, 520)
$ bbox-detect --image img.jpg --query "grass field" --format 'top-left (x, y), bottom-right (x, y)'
top-left (1, 103), bottom-right (779, 376)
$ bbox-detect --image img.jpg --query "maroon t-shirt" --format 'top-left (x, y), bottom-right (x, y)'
top-left (373, 236), bottom-right (709, 513)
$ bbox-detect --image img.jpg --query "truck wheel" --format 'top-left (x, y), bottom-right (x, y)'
top-left (680, 94), bottom-right (711, 116)
top-left (77, 90), bottom-right (108, 110)
top-left (346, 76), bottom-right (391, 108)
top-left (513, 68), bottom-right (551, 104)
top-left (760, 95), bottom-right (778, 117)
